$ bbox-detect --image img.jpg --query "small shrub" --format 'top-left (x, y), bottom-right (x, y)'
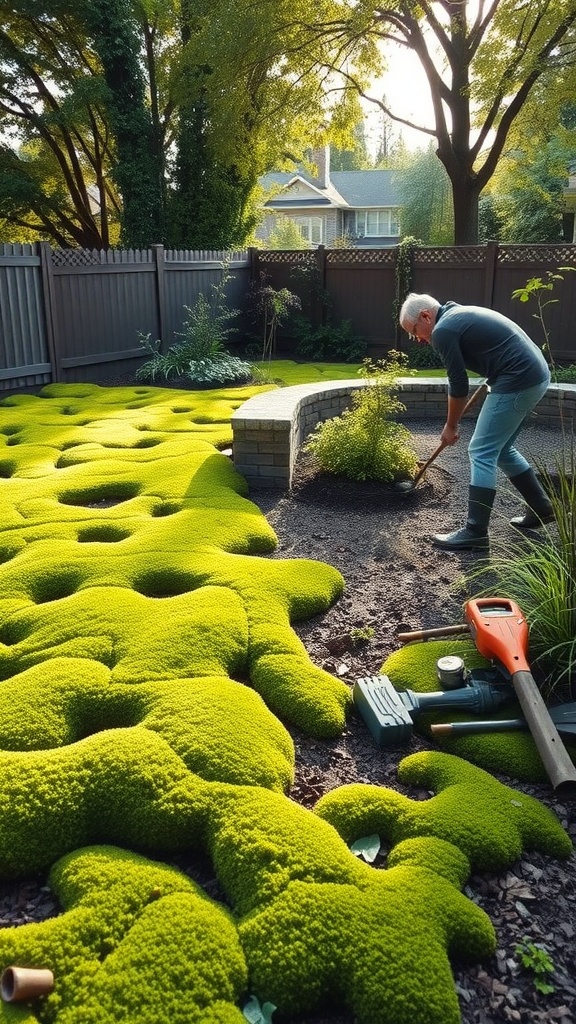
top-left (185, 354), bottom-right (253, 388)
top-left (551, 363), bottom-right (576, 384)
top-left (248, 273), bottom-right (301, 361)
top-left (293, 318), bottom-right (367, 363)
top-left (304, 353), bottom-right (419, 482)
top-left (136, 259), bottom-right (249, 386)
top-left (406, 342), bottom-right (445, 370)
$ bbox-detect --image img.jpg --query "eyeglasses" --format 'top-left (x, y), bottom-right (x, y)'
top-left (410, 312), bottom-right (424, 341)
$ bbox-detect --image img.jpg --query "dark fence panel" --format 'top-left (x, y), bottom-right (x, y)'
top-left (0, 244), bottom-right (51, 390)
top-left (411, 246), bottom-right (492, 309)
top-left (1, 241), bottom-right (576, 391)
top-left (492, 245), bottom-right (576, 363)
top-left (325, 249), bottom-right (397, 351)
top-left (256, 243), bottom-right (576, 362)
top-left (49, 248), bottom-right (158, 383)
top-left (163, 251), bottom-right (251, 352)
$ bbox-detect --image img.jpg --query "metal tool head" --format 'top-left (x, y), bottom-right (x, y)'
top-left (394, 478), bottom-right (417, 493)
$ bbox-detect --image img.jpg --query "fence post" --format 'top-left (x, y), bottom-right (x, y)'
top-left (248, 246), bottom-right (259, 282)
top-left (313, 244), bottom-right (327, 327)
top-left (39, 241), bottom-right (62, 382)
top-left (152, 244), bottom-right (166, 350)
top-left (483, 241), bottom-right (499, 308)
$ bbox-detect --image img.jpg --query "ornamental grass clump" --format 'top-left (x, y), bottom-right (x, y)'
top-left (304, 354), bottom-right (419, 482)
top-left (136, 262), bottom-right (253, 388)
top-left (467, 446), bottom-right (576, 700)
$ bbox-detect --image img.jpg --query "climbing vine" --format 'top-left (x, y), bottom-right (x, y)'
top-left (393, 236), bottom-right (421, 344)
top-left (85, 0), bottom-right (165, 248)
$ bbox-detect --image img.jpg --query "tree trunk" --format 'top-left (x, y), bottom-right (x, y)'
top-left (450, 176), bottom-right (481, 245)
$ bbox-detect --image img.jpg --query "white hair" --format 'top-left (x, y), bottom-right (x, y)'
top-left (400, 293), bottom-right (441, 332)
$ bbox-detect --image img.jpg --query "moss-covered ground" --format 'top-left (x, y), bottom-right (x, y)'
top-left (0, 375), bottom-right (571, 1024)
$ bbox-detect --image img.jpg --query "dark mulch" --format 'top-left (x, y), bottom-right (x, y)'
top-left (251, 417), bottom-right (575, 1024)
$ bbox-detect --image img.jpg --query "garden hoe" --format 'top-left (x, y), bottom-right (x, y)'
top-left (431, 702), bottom-right (576, 740)
top-left (397, 597), bottom-right (576, 798)
top-left (395, 382), bottom-right (488, 494)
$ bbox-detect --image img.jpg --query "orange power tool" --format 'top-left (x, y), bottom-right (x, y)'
top-left (399, 597), bottom-right (576, 797)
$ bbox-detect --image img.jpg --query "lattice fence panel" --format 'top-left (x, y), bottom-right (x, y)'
top-left (256, 251), bottom-right (317, 266)
top-left (51, 248), bottom-right (153, 266)
top-left (326, 249), bottom-right (397, 264)
top-left (414, 246), bottom-right (488, 264)
top-left (497, 245), bottom-right (576, 264)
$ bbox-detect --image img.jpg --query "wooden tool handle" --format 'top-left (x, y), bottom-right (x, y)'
top-left (412, 383), bottom-right (488, 485)
top-left (462, 382), bottom-right (488, 414)
top-left (397, 623), bottom-right (469, 642)
top-left (511, 670), bottom-right (576, 797)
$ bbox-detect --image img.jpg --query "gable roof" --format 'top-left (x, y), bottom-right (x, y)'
top-left (260, 169), bottom-right (400, 210)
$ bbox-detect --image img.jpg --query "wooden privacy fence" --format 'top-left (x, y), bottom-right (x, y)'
top-left (0, 243), bottom-right (252, 391)
top-left (1, 241), bottom-right (576, 391)
top-left (254, 243), bottom-right (576, 361)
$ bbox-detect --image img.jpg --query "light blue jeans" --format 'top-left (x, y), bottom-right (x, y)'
top-left (468, 379), bottom-right (550, 489)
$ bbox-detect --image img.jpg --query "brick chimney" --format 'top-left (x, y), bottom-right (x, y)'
top-left (311, 145), bottom-right (331, 188)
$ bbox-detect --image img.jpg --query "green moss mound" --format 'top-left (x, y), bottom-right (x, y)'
top-left (315, 752), bottom-right (572, 872)
top-left (0, 384), bottom-right (572, 1024)
top-left (0, 846), bottom-right (247, 1024)
top-left (381, 640), bottom-right (576, 782)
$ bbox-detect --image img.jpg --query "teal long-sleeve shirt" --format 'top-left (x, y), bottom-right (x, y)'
top-left (431, 302), bottom-right (550, 398)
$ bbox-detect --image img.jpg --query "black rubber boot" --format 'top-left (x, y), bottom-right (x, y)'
top-left (432, 486), bottom-right (496, 550)
top-left (508, 468), bottom-right (554, 529)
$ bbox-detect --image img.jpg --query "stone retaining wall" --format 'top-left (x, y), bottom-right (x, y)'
top-left (231, 377), bottom-right (576, 491)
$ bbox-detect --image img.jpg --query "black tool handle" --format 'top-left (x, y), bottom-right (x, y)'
top-left (431, 719), bottom-right (526, 737)
top-left (406, 682), bottom-right (509, 716)
top-left (512, 670), bottom-right (576, 797)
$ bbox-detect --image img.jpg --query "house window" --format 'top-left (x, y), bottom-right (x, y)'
top-left (295, 217), bottom-right (323, 244)
top-left (356, 209), bottom-right (400, 237)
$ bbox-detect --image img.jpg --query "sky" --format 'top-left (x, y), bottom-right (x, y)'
top-left (361, 43), bottom-right (437, 155)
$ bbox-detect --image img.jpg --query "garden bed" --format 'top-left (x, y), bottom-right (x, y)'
top-left (0, 381), bottom-right (573, 1024)
top-left (253, 414), bottom-right (575, 1024)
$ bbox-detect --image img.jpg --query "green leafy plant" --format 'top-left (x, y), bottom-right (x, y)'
top-left (248, 272), bottom-right (301, 361)
top-left (349, 626), bottom-right (374, 644)
top-left (136, 260), bottom-right (252, 386)
top-left (394, 235), bottom-right (421, 342)
top-left (304, 353), bottom-right (419, 482)
top-left (551, 363), bottom-right (576, 384)
top-left (512, 266), bottom-right (576, 366)
top-left (466, 445), bottom-right (576, 700)
top-left (293, 318), bottom-right (367, 363)
top-left (515, 937), bottom-right (556, 994)
top-left (406, 342), bottom-right (445, 370)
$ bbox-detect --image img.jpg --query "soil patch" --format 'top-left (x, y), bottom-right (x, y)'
top-left (250, 416), bottom-right (575, 1024)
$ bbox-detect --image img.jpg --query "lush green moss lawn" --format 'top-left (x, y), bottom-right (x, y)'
top-left (252, 360), bottom-right (461, 384)
top-left (0, 374), bottom-right (570, 1024)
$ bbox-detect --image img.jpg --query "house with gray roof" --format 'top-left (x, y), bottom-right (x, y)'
top-left (256, 146), bottom-right (402, 248)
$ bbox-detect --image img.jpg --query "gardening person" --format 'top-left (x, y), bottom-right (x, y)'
top-left (399, 293), bottom-right (553, 551)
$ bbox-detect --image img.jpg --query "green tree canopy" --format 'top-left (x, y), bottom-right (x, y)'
top-left (0, 0), bottom-right (380, 248)
top-left (344, 1), bottom-right (576, 243)
top-left (0, 0), bottom-right (120, 247)
top-left (396, 142), bottom-right (453, 244)
top-left (267, 217), bottom-right (312, 250)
